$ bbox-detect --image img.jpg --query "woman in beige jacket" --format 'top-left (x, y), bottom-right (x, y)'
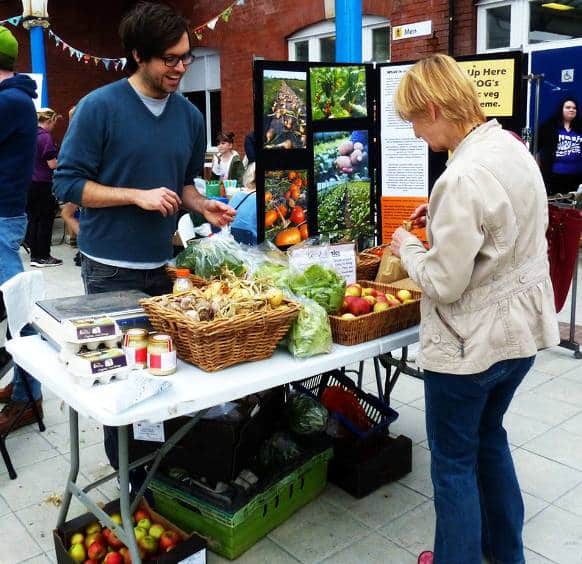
top-left (391, 54), bottom-right (559, 564)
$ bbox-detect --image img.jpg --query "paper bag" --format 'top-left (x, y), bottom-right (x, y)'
top-left (391, 277), bottom-right (422, 293)
top-left (375, 250), bottom-right (408, 284)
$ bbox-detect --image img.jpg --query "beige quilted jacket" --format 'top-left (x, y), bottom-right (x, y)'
top-left (400, 120), bottom-right (559, 375)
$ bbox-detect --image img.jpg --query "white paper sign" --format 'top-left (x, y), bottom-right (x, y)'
top-left (288, 244), bottom-right (356, 284)
top-left (179, 548), bottom-right (206, 564)
top-left (132, 421), bottom-right (165, 442)
top-left (392, 20), bottom-right (432, 41)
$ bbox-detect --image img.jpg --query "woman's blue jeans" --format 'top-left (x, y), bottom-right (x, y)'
top-left (424, 356), bottom-right (535, 564)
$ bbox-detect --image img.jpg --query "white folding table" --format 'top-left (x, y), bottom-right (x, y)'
top-left (7, 326), bottom-right (419, 563)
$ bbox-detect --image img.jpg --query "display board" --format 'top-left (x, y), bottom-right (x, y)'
top-left (254, 52), bottom-right (525, 249)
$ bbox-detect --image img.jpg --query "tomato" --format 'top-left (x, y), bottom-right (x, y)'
top-left (288, 171), bottom-right (297, 181)
top-left (290, 186), bottom-right (300, 200)
top-left (265, 209), bottom-right (278, 228)
top-left (290, 206), bottom-right (305, 225)
top-left (277, 204), bottom-right (288, 217)
top-left (299, 223), bottom-right (309, 240)
top-left (284, 190), bottom-right (291, 199)
top-left (275, 227), bottom-right (302, 247)
top-left (265, 191), bottom-right (272, 203)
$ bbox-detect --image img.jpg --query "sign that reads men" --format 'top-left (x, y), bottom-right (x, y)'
top-left (392, 20), bottom-right (432, 41)
top-left (458, 59), bottom-right (515, 117)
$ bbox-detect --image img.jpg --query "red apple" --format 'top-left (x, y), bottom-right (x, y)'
top-left (345, 283), bottom-right (362, 297)
top-left (159, 529), bottom-right (181, 551)
top-left (138, 534), bottom-right (159, 554)
top-left (385, 293), bottom-right (401, 307)
top-left (85, 532), bottom-right (106, 549)
top-left (346, 297), bottom-right (372, 316)
top-left (375, 293), bottom-right (388, 303)
top-left (361, 287), bottom-right (377, 297)
top-left (107, 530), bottom-right (125, 550)
top-left (363, 295), bottom-right (376, 306)
top-left (87, 540), bottom-right (107, 561)
top-left (374, 302), bottom-right (391, 313)
top-left (133, 508), bottom-right (150, 524)
top-left (103, 552), bottom-right (124, 564)
top-left (118, 547), bottom-right (132, 564)
top-left (83, 559), bottom-right (100, 564)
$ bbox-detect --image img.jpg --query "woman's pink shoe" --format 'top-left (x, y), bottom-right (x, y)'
top-left (418, 551), bottom-right (434, 564)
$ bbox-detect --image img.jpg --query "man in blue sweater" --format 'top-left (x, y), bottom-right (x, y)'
top-left (53, 2), bottom-right (235, 474)
top-left (0, 26), bottom-right (44, 433)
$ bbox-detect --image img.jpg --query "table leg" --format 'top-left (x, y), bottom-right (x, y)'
top-left (57, 407), bottom-right (79, 527)
top-left (118, 425), bottom-right (141, 563)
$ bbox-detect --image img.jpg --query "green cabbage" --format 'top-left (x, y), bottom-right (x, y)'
top-left (288, 298), bottom-right (332, 358)
top-left (288, 264), bottom-right (345, 314)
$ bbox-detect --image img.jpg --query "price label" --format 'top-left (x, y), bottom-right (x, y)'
top-left (288, 243), bottom-right (356, 284)
top-left (132, 421), bottom-right (165, 442)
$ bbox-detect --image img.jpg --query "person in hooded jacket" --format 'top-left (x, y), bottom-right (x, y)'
top-left (0, 26), bottom-right (44, 433)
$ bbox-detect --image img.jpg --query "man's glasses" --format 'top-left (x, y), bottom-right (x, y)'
top-left (159, 51), bottom-right (195, 68)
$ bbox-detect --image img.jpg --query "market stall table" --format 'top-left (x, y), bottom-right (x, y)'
top-left (6, 326), bottom-right (418, 563)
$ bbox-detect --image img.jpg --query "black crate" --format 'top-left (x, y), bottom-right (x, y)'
top-left (329, 434), bottom-right (413, 498)
top-left (128, 386), bottom-right (285, 484)
top-left (292, 370), bottom-right (398, 439)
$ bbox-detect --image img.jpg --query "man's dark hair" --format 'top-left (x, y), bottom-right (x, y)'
top-left (119, 2), bottom-right (190, 73)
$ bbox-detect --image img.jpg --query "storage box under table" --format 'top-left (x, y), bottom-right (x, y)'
top-left (148, 448), bottom-right (333, 560)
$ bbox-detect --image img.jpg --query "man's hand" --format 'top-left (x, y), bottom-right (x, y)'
top-left (133, 187), bottom-right (182, 217)
top-left (390, 227), bottom-right (415, 258)
top-left (202, 198), bottom-right (236, 227)
top-left (410, 203), bottom-right (428, 228)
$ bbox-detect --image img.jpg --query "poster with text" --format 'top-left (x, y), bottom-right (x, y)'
top-left (310, 66), bottom-right (367, 120)
top-left (264, 169), bottom-right (309, 248)
top-left (314, 130), bottom-right (373, 244)
top-left (262, 70), bottom-right (307, 150)
top-left (379, 65), bottom-right (429, 244)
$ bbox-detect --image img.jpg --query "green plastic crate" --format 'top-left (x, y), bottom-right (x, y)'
top-left (149, 448), bottom-right (333, 560)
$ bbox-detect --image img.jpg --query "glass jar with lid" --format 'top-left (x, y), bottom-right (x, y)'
top-left (173, 269), bottom-right (194, 294)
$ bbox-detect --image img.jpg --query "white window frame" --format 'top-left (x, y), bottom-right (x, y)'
top-left (180, 47), bottom-right (221, 149)
top-left (287, 16), bottom-right (391, 62)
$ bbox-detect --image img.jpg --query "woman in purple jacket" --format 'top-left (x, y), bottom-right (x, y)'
top-left (27, 107), bottom-right (63, 267)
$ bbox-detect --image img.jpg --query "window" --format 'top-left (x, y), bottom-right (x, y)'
top-left (372, 26), bottom-right (391, 61)
top-left (529, 0), bottom-right (582, 44)
top-left (180, 48), bottom-right (221, 148)
top-left (486, 5), bottom-right (512, 48)
top-left (288, 16), bottom-right (390, 62)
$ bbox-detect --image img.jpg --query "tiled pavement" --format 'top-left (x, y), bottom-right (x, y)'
top-left (1, 239), bottom-right (581, 564)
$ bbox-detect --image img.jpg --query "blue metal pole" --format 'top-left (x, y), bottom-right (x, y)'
top-left (335, 0), bottom-right (362, 63)
top-left (30, 25), bottom-right (48, 106)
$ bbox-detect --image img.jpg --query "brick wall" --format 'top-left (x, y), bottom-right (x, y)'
top-left (1, 0), bottom-right (476, 150)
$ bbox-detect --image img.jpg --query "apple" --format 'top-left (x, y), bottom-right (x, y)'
top-left (68, 542), bottom-right (86, 563)
top-left (118, 547), bottom-right (132, 564)
top-left (341, 313), bottom-right (356, 319)
top-left (363, 295), bottom-right (376, 306)
top-left (374, 302), bottom-right (391, 313)
top-left (149, 523), bottom-right (165, 539)
top-left (385, 293), bottom-right (401, 307)
top-left (133, 508), bottom-right (150, 524)
top-left (361, 287), bottom-right (377, 297)
top-left (70, 532), bottom-right (85, 546)
top-left (85, 522), bottom-right (101, 535)
top-left (138, 534), bottom-right (159, 554)
top-left (107, 530), bottom-right (125, 550)
top-left (137, 518), bottom-right (152, 531)
top-left (87, 540), bottom-right (107, 561)
top-left (103, 552), bottom-right (124, 564)
top-left (85, 532), bottom-right (105, 549)
top-left (346, 297), bottom-right (372, 316)
top-left (396, 289), bottom-right (413, 302)
top-left (83, 559), bottom-right (100, 564)
top-left (375, 292), bottom-right (387, 303)
top-left (110, 513), bottom-right (122, 525)
top-left (345, 283), bottom-right (362, 297)
top-left (159, 529), bottom-right (181, 551)
top-left (134, 526), bottom-right (147, 542)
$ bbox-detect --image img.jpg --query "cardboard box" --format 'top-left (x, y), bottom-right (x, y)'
top-left (53, 497), bottom-right (206, 563)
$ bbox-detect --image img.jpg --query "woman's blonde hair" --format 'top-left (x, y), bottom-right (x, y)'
top-left (37, 107), bottom-right (61, 124)
top-left (394, 54), bottom-right (485, 125)
top-left (243, 162), bottom-right (256, 189)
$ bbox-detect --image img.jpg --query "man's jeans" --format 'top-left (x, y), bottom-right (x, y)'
top-left (0, 215), bottom-right (42, 402)
top-left (424, 356), bottom-right (535, 564)
top-left (81, 255), bottom-right (172, 470)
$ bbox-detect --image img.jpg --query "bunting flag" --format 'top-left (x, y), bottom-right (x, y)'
top-left (193, 0), bottom-right (245, 40)
top-left (47, 29), bottom-right (126, 72)
top-left (0, 15), bottom-right (22, 27)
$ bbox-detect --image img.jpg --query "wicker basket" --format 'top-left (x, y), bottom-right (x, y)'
top-left (356, 253), bottom-right (381, 281)
top-left (361, 244), bottom-right (390, 258)
top-left (140, 296), bottom-right (301, 372)
top-left (329, 280), bottom-right (421, 346)
top-left (165, 265), bottom-right (208, 287)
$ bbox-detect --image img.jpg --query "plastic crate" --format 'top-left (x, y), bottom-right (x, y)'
top-left (292, 370), bottom-right (398, 439)
top-left (148, 448), bottom-right (333, 560)
top-left (330, 434), bottom-right (412, 498)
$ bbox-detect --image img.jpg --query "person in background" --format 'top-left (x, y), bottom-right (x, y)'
top-left (390, 54), bottom-right (559, 564)
top-left (53, 2), bottom-right (235, 476)
top-left (537, 97), bottom-right (582, 196)
top-left (243, 130), bottom-right (256, 165)
top-left (210, 131), bottom-right (245, 187)
top-left (0, 25), bottom-right (44, 432)
top-left (229, 162), bottom-right (257, 243)
top-left (27, 108), bottom-right (63, 267)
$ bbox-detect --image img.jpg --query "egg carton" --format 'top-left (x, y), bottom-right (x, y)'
top-left (61, 316), bottom-right (122, 343)
top-left (65, 347), bottom-right (130, 388)
top-left (60, 336), bottom-right (123, 357)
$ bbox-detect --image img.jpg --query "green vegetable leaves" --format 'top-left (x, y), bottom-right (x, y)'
top-left (288, 264), bottom-right (346, 314)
